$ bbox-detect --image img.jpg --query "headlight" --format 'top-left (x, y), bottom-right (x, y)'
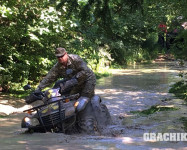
top-left (24, 117), bottom-right (40, 126)
top-left (24, 117), bottom-right (31, 125)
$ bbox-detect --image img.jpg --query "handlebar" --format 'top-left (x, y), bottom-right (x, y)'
top-left (23, 93), bottom-right (79, 112)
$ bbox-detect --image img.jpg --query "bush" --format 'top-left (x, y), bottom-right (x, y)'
top-left (169, 80), bottom-right (187, 100)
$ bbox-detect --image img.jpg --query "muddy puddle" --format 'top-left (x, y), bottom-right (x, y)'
top-left (0, 61), bottom-right (187, 150)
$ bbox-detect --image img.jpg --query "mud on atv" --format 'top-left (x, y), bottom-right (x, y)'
top-left (21, 87), bottom-right (111, 134)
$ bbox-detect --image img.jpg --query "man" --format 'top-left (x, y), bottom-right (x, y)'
top-left (36, 47), bottom-right (96, 134)
top-left (158, 22), bottom-right (167, 48)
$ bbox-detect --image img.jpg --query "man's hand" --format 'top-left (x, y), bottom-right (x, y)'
top-left (34, 89), bottom-right (41, 94)
top-left (33, 88), bottom-right (44, 97)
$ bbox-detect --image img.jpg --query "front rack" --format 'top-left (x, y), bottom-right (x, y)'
top-left (23, 93), bottom-right (79, 132)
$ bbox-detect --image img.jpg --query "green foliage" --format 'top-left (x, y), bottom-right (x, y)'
top-left (0, 0), bottom-right (187, 92)
top-left (142, 32), bottom-right (159, 60)
top-left (169, 67), bottom-right (187, 101)
top-left (170, 30), bottom-right (187, 60)
top-left (169, 80), bottom-right (187, 100)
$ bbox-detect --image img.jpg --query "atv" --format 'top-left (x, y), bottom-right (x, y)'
top-left (21, 86), bottom-right (111, 133)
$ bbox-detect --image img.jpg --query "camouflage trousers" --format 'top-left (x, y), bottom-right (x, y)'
top-left (72, 80), bottom-right (96, 98)
top-left (54, 78), bottom-right (96, 134)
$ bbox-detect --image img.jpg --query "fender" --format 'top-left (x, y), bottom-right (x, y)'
top-left (91, 95), bottom-right (112, 130)
top-left (75, 96), bottom-right (89, 112)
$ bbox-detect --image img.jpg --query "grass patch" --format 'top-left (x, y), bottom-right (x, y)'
top-left (95, 71), bottom-right (111, 79)
top-left (0, 115), bottom-right (7, 118)
top-left (179, 117), bottom-right (187, 132)
top-left (130, 105), bottom-right (179, 116)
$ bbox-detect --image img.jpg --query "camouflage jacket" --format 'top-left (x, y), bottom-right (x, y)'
top-left (37, 54), bottom-right (96, 90)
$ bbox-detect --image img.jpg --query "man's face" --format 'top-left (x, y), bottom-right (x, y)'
top-left (57, 52), bottom-right (68, 66)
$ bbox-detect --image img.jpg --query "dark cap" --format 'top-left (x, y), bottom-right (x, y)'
top-left (55, 47), bottom-right (66, 57)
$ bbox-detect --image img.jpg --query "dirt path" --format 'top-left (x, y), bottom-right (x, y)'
top-left (0, 94), bottom-right (31, 115)
top-left (0, 61), bottom-right (187, 150)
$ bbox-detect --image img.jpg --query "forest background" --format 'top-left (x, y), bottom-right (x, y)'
top-left (0, 0), bottom-right (187, 96)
